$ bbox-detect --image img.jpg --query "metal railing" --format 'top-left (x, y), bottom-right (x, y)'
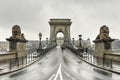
top-left (66, 45), bottom-right (120, 74)
top-left (37, 43), bottom-right (57, 56)
top-left (0, 48), bottom-right (39, 75)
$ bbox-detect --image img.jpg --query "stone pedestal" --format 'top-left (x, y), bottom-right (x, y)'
top-left (93, 39), bottom-right (114, 66)
top-left (6, 38), bottom-right (28, 57)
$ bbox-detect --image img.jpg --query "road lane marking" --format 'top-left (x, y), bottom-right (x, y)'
top-left (49, 63), bottom-right (76, 80)
top-left (63, 70), bottom-right (76, 80)
top-left (53, 63), bottom-right (63, 80)
top-left (49, 74), bottom-right (55, 80)
top-left (48, 63), bottom-right (63, 80)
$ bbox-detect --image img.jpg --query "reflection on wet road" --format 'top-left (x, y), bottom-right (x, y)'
top-left (0, 46), bottom-right (120, 80)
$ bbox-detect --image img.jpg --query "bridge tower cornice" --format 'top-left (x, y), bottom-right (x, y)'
top-left (49, 19), bottom-right (72, 26)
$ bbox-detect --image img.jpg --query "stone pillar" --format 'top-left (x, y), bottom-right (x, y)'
top-left (93, 25), bottom-right (114, 66)
top-left (6, 25), bottom-right (28, 57)
top-left (7, 39), bottom-right (28, 56)
top-left (93, 39), bottom-right (114, 65)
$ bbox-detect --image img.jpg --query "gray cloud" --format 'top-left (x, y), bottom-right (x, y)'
top-left (0, 0), bottom-right (120, 42)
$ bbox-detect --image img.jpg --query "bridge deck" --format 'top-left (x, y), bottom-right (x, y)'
top-left (0, 46), bottom-right (120, 80)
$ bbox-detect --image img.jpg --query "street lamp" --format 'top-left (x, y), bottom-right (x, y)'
top-left (79, 35), bottom-right (82, 49)
top-left (72, 38), bottom-right (75, 45)
top-left (78, 34), bottom-right (83, 57)
top-left (39, 33), bottom-right (42, 49)
top-left (46, 38), bottom-right (48, 45)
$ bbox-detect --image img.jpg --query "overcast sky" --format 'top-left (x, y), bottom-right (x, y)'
top-left (0, 0), bottom-right (120, 43)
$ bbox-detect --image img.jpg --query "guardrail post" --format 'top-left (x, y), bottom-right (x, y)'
top-left (31, 54), bottom-right (32, 61)
top-left (26, 55), bottom-right (27, 64)
top-left (29, 54), bottom-right (30, 62)
top-left (103, 58), bottom-right (105, 67)
top-left (9, 59), bottom-right (12, 70)
top-left (90, 54), bottom-right (92, 63)
top-left (88, 53), bottom-right (89, 61)
top-left (16, 57), bottom-right (19, 67)
top-left (110, 59), bottom-right (113, 69)
top-left (22, 57), bottom-right (24, 65)
top-left (93, 56), bottom-right (95, 64)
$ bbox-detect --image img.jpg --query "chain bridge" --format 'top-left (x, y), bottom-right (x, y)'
top-left (0, 19), bottom-right (120, 80)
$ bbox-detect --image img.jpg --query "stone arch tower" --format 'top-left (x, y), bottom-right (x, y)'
top-left (49, 19), bottom-right (72, 46)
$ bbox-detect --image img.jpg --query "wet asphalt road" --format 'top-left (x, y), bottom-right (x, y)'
top-left (0, 46), bottom-right (120, 80)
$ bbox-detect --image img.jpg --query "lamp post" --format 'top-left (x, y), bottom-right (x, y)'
top-left (46, 38), bottom-right (48, 45)
top-left (78, 35), bottom-right (83, 57)
top-left (39, 33), bottom-right (42, 49)
top-left (79, 35), bottom-right (82, 49)
top-left (72, 38), bottom-right (75, 45)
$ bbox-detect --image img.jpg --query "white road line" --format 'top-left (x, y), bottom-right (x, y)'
top-left (48, 63), bottom-right (76, 80)
top-left (53, 63), bottom-right (63, 80)
top-left (63, 70), bottom-right (76, 80)
top-left (59, 64), bottom-right (63, 80)
top-left (49, 74), bottom-right (55, 80)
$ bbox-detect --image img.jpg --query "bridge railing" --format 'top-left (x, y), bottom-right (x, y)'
top-left (0, 48), bottom-right (39, 75)
top-left (64, 45), bottom-right (83, 56)
top-left (81, 52), bottom-right (120, 73)
top-left (65, 45), bottom-right (120, 74)
top-left (37, 43), bottom-right (57, 56)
